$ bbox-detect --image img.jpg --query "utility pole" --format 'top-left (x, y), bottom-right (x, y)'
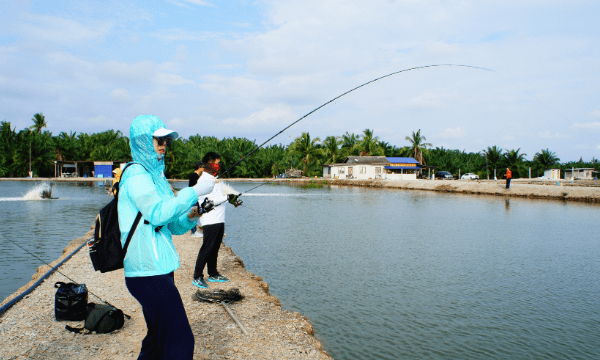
top-left (29, 141), bottom-right (32, 177)
top-left (485, 153), bottom-right (489, 180)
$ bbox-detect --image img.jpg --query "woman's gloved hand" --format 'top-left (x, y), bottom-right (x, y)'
top-left (193, 173), bottom-right (215, 196)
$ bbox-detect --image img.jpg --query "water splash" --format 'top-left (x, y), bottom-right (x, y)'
top-left (23, 183), bottom-right (53, 200)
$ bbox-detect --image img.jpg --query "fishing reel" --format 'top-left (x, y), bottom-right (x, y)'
top-left (227, 194), bottom-right (243, 207)
top-left (197, 197), bottom-right (215, 214)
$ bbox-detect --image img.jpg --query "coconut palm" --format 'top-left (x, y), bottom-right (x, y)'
top-left (322, 135), bottom-right (343, 164)
top-left (503, 148), bottom-right (528, 178)
top-left (483, 145), bottom-right (503, 178)
top-left (405, 129), bottom-right (432, 164)
top-left (290, 132), bottom-right (321, 176)
top-left (533, 149), bottom-right (560, 169)
top-left (340, 131), bottom-right (361, 157)
top-left (29, 113), bottom-right (48, 134)
top-left (360, 129), bottom-right (384, 156)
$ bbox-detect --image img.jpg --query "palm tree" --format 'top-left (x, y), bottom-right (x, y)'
top-left (29, 113), bottom-right (48, 134)
top-left (359, 129), bottom-right (384, 156)
top-left (341, 132), bottom-right (360, 156)
top-left (533, 149), bottom-right (560, 169)
top-left (503, 148), bottom-right (528, 178)
top-left (483, 145), bottom-right (503, 179)
top-left (290, 132), bottom-right (321, 176)
top-left (323, 135), bottom-right (342, 164)
top-left (405, 129), bottom-right (432, 164)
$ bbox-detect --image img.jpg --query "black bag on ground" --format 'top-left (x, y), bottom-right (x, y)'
top-left (84, 303), bottom-right (125, 333)
top-left (65, 303), bottom-right (125, 334)
top-left (54, 282), bottom-right (88, 321)
top-left (89, 163), bottom-right (145, 273)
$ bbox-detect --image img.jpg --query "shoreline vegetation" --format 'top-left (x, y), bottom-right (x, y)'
top-left (2, 116), bottom-right (598, 181)
top-left (3, 177), bottom-right (600, 204)
top-left (0, 228), bottom-right (332, 360)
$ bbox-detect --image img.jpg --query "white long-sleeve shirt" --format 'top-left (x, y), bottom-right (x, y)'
top-left (198, 172), bottom-right (227, 226)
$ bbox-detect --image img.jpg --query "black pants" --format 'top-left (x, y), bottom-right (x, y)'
top-left (506, 178), bottom-right (511, 189)
top-left (125, 272), bottom-right (194, 360)
top-left (193, 223), bottom-right (224, 279)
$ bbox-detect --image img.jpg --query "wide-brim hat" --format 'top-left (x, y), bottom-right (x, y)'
top-left (153, 127), bottom-right (179, 139)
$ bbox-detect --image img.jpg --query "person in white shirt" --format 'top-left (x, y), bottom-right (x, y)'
top-left (192, 152), bottom-right (238, 288)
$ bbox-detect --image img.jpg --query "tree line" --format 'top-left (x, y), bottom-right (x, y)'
top-left (1, 114), bottom-right (598, 179)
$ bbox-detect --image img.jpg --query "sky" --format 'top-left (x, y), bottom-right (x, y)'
top-left (1, 0), bottom-right (599, 162)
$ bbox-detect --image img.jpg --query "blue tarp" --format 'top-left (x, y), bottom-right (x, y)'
top-left (95, 164), bottom-right (112, 178)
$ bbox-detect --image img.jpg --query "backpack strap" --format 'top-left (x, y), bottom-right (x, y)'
top-left (123, 212), bottom-right (142, 256)
top-left (118, 162), bottom-right (151, 259)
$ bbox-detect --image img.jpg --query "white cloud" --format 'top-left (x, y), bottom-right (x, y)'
top-left (179, 0), bottom-right (214, 6)
top-left (168, 118), bottom-right (183, 127)
top-left (15, 13), bottom-right (112, 45)
top-left (400, 93), bottom-right (445, 109)
top-left (150, 29), bottom-right (220, 41)
top-left (224, 104), bottom-right (295, 126)
top-left (592, 110), bottom-right (600, 117)
top-left (539, 131), bottom-right (566, 139)
top-left (440, 126), bottom-right (466, 138)
top-left (109, 88), bottom-right (131, 102)
top-left (571, 122), bottom-right (600, 131)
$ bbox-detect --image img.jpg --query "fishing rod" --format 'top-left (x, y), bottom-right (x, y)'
top-left (197, 64), bottom-right (493, 215)
top-left (217, 64), bottom-right (494, 179)
top-left (198, 178), bottom-right (280, 214)
top-left (2, 236), bottom-right (128, 314)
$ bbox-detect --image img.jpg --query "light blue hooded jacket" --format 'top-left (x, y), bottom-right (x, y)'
top-left (118, 115), bottom-right (201, 277)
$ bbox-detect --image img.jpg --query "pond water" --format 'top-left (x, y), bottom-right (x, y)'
top-left (1, 180), bottom-right (599, 359)
top-left (0, 181), bottom-right (109, 303)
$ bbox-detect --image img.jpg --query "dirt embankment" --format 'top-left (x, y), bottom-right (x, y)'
top-left (0, 230), bottom-right (331, 360)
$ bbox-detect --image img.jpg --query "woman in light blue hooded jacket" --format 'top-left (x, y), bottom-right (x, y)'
top-left (118, 115), bottom-right (214, 360)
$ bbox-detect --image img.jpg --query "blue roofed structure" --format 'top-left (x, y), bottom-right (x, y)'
top-left (385, 157), bottom-right (420, 165)
top-left (322, 156), bottom-right (424, 180)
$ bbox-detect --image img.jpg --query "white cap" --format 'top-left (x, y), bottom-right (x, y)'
top-left (153, 127), bottom-right (179, 139)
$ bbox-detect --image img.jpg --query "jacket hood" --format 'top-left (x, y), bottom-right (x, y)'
top-left (129, 115), bottom-right (170, 178)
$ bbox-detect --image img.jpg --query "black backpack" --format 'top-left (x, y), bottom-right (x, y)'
top-left (65, 303), bottom-right (125, 334)
top-left (89, 163), bottom-right (145, 273)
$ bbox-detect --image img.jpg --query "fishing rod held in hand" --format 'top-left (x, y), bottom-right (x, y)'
top-left (217, 64), bottom-right (493, 179)
top-left (198, 178), bottom-right (278, 215)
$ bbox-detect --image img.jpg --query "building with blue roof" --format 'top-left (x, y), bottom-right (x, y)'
top-left (322, 156), bottom-right (423, 180)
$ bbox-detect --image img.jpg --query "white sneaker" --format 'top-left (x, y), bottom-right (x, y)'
top-left (191, 232), bottom-right (203, 238)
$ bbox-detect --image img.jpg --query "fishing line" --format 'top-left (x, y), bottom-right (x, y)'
top-left (2, 236), bottom-right (127, 313)
top-left (218, 64), bottom-right (493, 178)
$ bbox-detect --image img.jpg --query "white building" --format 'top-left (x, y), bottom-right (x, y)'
top-left (322, 156), bottom-right (421, 180)
top-left (543, 169), bottom-right (561, 180)
top-left (563, 168), bottom-right (598, 180)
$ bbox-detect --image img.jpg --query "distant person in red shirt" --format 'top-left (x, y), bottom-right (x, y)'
top-left (506, 168), bottom-right (512, 189)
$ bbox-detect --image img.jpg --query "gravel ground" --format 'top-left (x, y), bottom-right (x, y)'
top-left (0, 229), bottom-right (331, 360)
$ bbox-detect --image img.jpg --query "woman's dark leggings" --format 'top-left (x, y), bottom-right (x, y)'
top-left (125, 272), bottom-right (194, 360)
top-left (193, 223), bottom-right (225, 279)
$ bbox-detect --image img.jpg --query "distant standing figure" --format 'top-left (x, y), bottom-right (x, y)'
top-left (192, 152), bottom-right (239, 289)
top-left (506, 167), bottom-right (512, 189)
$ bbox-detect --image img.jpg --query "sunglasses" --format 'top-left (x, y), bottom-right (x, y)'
top-left (155, 136), bottom-right (173, 146)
